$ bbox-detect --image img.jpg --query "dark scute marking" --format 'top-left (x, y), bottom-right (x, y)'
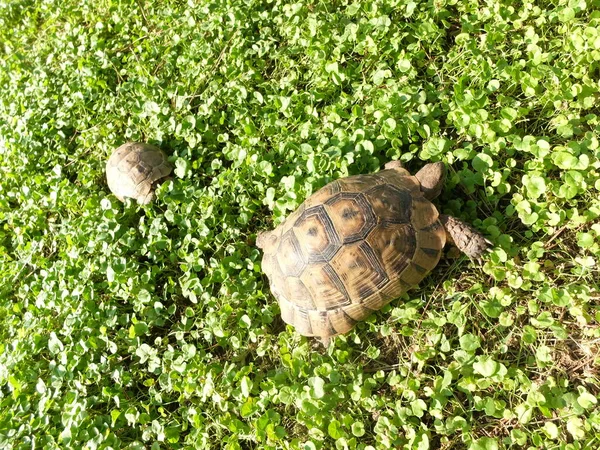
top-left (308, 227), bottom-right (318, 236)
top-left (297, 306), bottom-right (309, 316)
top-left (420, 247), bottom-right (440, 256)
top-left (342, 207), bottom-right (360, 220)
top-left (341, 310), bottom-right (357, 326)
top-left (357, 284), bottom-right (376, 300)
top-left (420, 221), bottom-right (442, 232)
top-left (344, 235), bottom-right (365, 245)
top-left (413, 263), bottom-right (428, 274)
top-left (360, 299), bottom-right (378, 311)
top-left (399, 279), bottom-right (413, 291)
top-left (319, 310), bottom-right (337, 336)
top-left (323, 264), bottom-right (351, 309)
top-left (329, 181), bottom-right (341, 195)
top-left (391, 253), bottom-right (412, 275)
top-left (380, 221), bottom-right (398, 228)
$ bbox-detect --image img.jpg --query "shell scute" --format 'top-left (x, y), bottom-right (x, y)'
top-left (276, 231), bottom-right (307, 277)
top-left (329, 241), bottom-right (389, 301)
top-left (299, 263), bottom-right (351, 310)
top-left (365, 223), bottom-right (417, 275)
top-left (293, 205), bottom-right (341, 263)
top-left (325, 193), bottom-right (376, 243)
top-left (364, 183), bottom-right (413, 224)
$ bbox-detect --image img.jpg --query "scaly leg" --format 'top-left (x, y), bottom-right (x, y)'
top-left (439, 214), bottom-right (491, 262)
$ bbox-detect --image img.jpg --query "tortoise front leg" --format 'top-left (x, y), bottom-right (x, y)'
top-left (439, 214), bottom-right (491, 261)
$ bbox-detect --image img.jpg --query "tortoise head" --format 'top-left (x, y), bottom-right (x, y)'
top-left (415, 162), bottom-right (446, 200)
top-left (256, 230), bottom-right (280, 253)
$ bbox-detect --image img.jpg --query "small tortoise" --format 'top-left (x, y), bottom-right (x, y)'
top-left (106, 142), bottom-right (172, 205)
top-left (257, 161), bottom-right (490, 345)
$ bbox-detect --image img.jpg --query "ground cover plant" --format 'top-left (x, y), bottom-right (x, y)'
top-left (1, 0), bottom-right (599, 448)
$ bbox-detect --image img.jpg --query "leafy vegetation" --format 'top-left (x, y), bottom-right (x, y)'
top-left (1, 0), bottom-right (599, 448)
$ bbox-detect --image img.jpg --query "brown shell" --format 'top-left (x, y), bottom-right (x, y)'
top-left (106, 142), bottom-right (172, 205)
top-left (260, 167), bottom-right (446, 340)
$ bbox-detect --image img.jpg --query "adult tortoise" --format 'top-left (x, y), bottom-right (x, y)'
top-left (257, 161), bottom-right (490, 345)
top-left (106, 142), bottom-right (172, 205)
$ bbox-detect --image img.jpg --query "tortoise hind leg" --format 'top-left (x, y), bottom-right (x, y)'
top-left (319, 336), bottom-right (332, 348)
top-left (439, 214), bottom-right (491, 261)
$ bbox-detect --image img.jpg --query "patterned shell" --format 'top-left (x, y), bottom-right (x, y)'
top-left (259, 167), bottom-right (447, 340)
top-left (106, 142), bottom-right (172, 205)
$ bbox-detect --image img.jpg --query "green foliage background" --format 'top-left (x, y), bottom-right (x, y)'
top-left (1, 0), bottom-right (599, 448)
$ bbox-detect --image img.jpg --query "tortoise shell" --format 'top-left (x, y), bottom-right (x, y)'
top-left (258, 166), bottom-right (447, 340)
top-left (106, 142), bottom-right (172, 205)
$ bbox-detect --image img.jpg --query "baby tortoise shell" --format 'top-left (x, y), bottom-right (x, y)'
top-left (106, 142), bottom-right (172, 205)
top-left (257, 161), bottom-right (490, 345)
